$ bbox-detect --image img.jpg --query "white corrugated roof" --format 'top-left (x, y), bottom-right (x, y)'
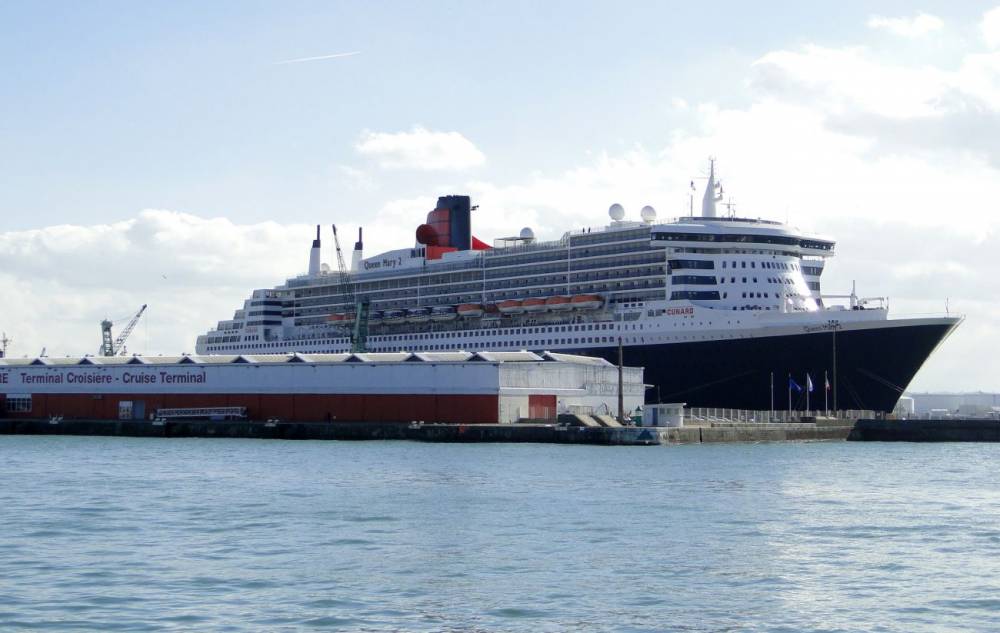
top-left (0, 351), bottom-right (619, 368)
top-left (473, 351), bottom-right (544, 363)
top-left (542, 351), bottom-right (613, 366)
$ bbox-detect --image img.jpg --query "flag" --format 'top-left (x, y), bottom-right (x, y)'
top-left (789, 377), bottom-right (803, 392)
top-left (806, 374), bottom-right (814, 392)
top-left (825, 375), bottom-right (831, 391)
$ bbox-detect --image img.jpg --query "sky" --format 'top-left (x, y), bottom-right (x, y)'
top-left (2, 1), bottom-right (999, 391)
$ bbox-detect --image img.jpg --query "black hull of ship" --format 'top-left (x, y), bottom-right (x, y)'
top-left (577, 321), bottom-right (957, 412)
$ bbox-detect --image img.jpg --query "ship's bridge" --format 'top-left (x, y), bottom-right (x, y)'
top-left (650, 217), bottom-right (835, 258)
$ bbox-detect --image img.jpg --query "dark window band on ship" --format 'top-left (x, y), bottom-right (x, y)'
top-left (653, 232), bottom-right (833, 250)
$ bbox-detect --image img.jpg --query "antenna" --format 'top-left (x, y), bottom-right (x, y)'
top-left (0, 332), bottom-right (10, 359)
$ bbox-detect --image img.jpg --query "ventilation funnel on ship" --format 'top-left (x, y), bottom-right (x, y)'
top-left (352, 227), bottom-right (364, 271)
top-left (415, 195), bottom-right (472, 251)
top-left (308, 225), bottom-right (321, 276)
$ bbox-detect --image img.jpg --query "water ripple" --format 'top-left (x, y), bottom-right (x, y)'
top-left (2, 437), bottom-right (1000, 631)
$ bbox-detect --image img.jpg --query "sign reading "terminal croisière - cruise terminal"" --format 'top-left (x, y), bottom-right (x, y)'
top-left (2, 370), bottom-right (207, 386)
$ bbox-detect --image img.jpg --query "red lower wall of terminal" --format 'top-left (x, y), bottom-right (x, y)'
top-left (7, 393), bottom-right (501, 424)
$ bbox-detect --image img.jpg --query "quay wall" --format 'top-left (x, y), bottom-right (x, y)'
top-left (0, 418), bottom-right (854, 445)
top-left (849, 419), bottom-right (1000, 442)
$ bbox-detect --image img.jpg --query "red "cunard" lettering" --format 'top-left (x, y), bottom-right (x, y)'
top-left (667, 307), bottom-right (694, 316)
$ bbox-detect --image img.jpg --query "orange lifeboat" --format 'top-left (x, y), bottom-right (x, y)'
top-left (545, 295), bottom-right (573, 311)
top-left (457, 303), bottom-right (484, 318)
top-left (522, 297), bottom-right (548, 313)
top-left (327, 313), bottom-right (346, 323)
top-left (498, 299), bottom-right (525, 315)
top-left (570, 294), bottom-right (603, 310)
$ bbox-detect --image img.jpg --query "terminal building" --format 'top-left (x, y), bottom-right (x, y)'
top-left (0, 351), bottom-right (644, 424)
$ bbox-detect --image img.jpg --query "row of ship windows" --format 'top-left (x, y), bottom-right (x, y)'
top-left (207, 331), bottom-right (743, 354)
top-left (487, 247), bottom-right (659, 277)
top-left (654, 232), bottom-right (834, 250)
top-left (369, 322), bottom-right (620, 341)
top-left (205, 335), bottom-right (628, 354)
top-left (293, 243), bottom-right (656, 298)
top-left (671, 275), bottom-right (803, 286)
top-left (290, 292), bottom-right (668, 325)
top-left (291, 280), bottom-right (666, 315)
top-left (670, 290), bottom-right (807, 301)
top-left (488, 268), bottom-right (664, 290)
top-left (483, 239), bottom-right (651, 268)
top-left (294, 258), bottom-right (666, 305)
top-left (296, 281), bottom-right (664, 310)
top-left (721, 260), bottom-right (801, 271)
top-left (667, 259), bottom-right (821, 276)
top-left (207, 320), bottom-right (656, 350)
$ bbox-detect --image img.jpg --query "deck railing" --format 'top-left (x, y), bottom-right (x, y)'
top-left (683, 407), bottom-right (876, 424)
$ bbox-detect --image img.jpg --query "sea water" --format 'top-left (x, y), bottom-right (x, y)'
top-left (1, 436), bottom-right (999, 632)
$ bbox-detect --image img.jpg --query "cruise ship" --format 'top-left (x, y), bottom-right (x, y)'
top-left (196, 163), bottom-right (961, 411)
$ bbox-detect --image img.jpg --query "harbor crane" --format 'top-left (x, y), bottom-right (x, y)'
top-left (331, 225), bottom-right (368, 353)
top-left (100, 304), bottom-right (147, 357)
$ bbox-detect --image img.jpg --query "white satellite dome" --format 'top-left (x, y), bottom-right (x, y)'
top-left (608, 203), bottom-right (625, 221)
top-left (519, 227), bottom-right (535, 241)
top-left (640, 205), bottom-right (657, 223)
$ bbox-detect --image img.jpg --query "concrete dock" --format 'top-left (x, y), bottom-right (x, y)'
top-left (849, 418), bottom-right (1000, 442)
top-left (0, 417), bottom-right (855, 445)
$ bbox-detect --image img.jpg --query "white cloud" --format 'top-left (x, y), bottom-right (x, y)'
top-left (355, 126), bottom-right (486, 170)
top-left (867, 12), bottom-right (943, 38)
top-left (983, 6), bottom-right (1000, 49)
top-left (0, 211), bottom-right (314, 358)
top-left (751, 45), bottom-right (950, 118)
top-left (750, 44), bottom-right (1000, 170)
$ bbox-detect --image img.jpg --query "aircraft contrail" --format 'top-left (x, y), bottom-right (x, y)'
top-left (274, 51), bottom-right (361, 65)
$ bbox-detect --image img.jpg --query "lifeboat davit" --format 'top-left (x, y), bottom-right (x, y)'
top-left (367, 310), bottom-right (384, 326)
top-left (545, 296), bottom-right (573, 311)
top-left (407, 307), bottom-right (431, 323)
top-left (570, 294), bottom-right (603, 310)
top-left (383, 310), bottom-right (406, 325)
top-left (498, 299), bottom-right (525, 315)
top-left (457, 303), bottom-right (484, 318)
top-left (522, 297), bottom-right (548, 313)
top-left (431, 306), bottom-right (457, 322)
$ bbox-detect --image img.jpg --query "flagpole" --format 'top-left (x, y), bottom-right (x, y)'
top-left (770, 372), bottom-right (774, 422)
top-left (806, 374), bottom-right (810, 412)
top-left (824, 370), bottom-right (829, 415)
top-left (787, 373), bottom-right (791, 413)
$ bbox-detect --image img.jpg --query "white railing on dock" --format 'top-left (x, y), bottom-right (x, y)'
top-left (682, 407), bottom-right (875, 424)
